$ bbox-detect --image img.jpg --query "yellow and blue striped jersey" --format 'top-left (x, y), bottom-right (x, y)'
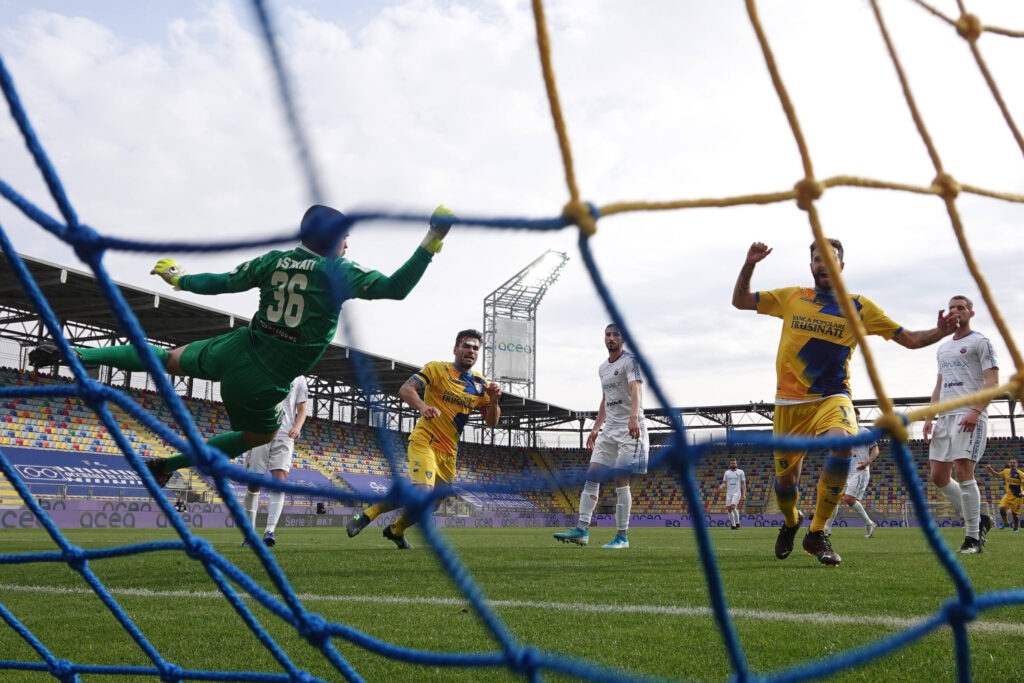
top-left (410, 361), bottom-right (493, 456)
top-left (756, 287), bottom-right (903, 402)
top-left (996, 468), bottom-right (1024, 497)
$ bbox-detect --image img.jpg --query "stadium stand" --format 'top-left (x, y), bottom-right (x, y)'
top-left (2, 366), bottom-right (1015, 516)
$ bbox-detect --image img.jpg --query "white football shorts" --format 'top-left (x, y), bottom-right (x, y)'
top-left (245, 437), bottom-right (295, 474)
top-left (928, 413), bottom-right (987, 464)
top-left (725, 489), bottom-right (742, 507)
top-left (843, 467), bottom-right (870, 500)
top-left (590, 424), bottom-right (649, 474)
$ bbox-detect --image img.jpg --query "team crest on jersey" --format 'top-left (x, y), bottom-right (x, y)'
top-left (960, 347), bottom-right (967, 354)
top-left (613, 370), bottom-right (619, 376)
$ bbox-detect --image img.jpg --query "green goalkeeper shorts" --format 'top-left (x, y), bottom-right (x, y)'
top-left (179, 328), bottom-right (289, 434)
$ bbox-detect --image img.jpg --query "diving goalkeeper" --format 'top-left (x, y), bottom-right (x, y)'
top-left (29, 204), bottom-right (454, 485)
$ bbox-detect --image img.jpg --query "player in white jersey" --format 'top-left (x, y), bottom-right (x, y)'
top-left (243, 375), bottom-right (308, 547)
top-left (554, 324), bottom-right (649, 549)
top-left (923, 296), bottom-right (999, 555)
top-left (824, 408), bottom-right (879, 538)
top-left (717, 459), bottom-right (746, 529)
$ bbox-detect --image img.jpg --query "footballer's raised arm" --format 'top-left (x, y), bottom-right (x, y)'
top-left (733, 242), bottom-right (772, 310)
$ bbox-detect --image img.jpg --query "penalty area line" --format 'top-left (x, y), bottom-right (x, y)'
top-left (1, 583), bottom-right (1022, 635)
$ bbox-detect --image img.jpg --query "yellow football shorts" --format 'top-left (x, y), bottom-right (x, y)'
top-left (772, 395), bottom-right (857, 478)
top-left (999, 493), bottom-right (1023, 515)
top-left (406, 433), bottom-right (456, 486)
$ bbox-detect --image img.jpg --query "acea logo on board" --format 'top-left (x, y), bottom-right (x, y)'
top-left (497, 341), bottom-right (533, 354)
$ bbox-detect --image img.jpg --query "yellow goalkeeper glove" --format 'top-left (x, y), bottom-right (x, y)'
top-left (421, 205), bottom-right (455, 254)
top-left (150, 258), bottom-right (185, 290)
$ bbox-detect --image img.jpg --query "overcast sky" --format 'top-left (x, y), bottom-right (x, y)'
top-left (2, 0), bottom-right (1023, 436)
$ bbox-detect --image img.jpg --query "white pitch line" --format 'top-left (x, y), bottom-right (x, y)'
top-left (2, 583), bottom-right (1022, 635)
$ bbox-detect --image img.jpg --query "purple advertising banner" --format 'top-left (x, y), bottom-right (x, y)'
top-left (338, 472), bottom-right (537, 510)
top-left (0, 499), bottom-right (351, 530)
top-left (337, 472), bottom-right (393, 498)
top-left (208, 463), bottom-right (339, 499)
top-left (2, 447), bottom-right (151, 498)
top-left (0, 500), bottom-right (917, 530)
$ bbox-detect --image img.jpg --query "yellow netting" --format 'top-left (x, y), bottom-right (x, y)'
top-left (531, 0), bottom-right (1024, 444)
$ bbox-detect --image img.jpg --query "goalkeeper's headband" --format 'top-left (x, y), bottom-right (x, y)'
top-left (300, 204), bottom-right (350, 256)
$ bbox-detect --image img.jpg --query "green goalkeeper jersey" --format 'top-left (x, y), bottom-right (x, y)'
top-left (177, 244), bottom-right (432, 382)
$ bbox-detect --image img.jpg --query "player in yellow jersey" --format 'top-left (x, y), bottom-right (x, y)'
top-left (733, 238), bottom-right (958, 566)
top-left (986, 458), bottom-right (1024, 532)
top-left (345, 329), bottom-right (501, 548)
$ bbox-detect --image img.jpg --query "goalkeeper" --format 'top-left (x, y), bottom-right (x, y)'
top-left (29, 204), bottom-right (454, 485)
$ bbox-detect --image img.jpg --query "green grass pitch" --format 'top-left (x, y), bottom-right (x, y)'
top-left (0, 525), bottom-right (1021, 682)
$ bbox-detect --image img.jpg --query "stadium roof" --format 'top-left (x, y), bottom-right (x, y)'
top-left (0, 253), bottom-right (581, 429)
top-left (4, 254), bottom-right (1020, 439)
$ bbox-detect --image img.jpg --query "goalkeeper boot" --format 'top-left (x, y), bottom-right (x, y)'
top-left (142, 457), bottom-right (171, 488)
top-left (803, 529), bottom-right (841, 566)
top-left (346, 512), bottom-right (371, 538)
top-left (601, 534), bottom-right (629, 549)
top-left (979, 514), bottom-right (993, 546)
top-left (383, 525), bottom-right (413, 550)
top-left (553, 527), bottom-right (589, 546)
top-left (28, 341), bottom-right (79, 368)
top-left (955, 536), bottom-right (983, 554)
top-left (774, 510), bottom-right (804, 560)
top-left (263, 531), bottom-right (276, 547)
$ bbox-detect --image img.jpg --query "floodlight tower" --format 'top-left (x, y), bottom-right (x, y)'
top-left (483, 249), bottom-right (569, 399)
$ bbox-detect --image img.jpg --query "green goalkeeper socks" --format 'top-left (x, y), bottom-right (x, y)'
top-left (164, 431), bottom-right (250, 472)
top-left (78, 344), bottom-right (169, 371)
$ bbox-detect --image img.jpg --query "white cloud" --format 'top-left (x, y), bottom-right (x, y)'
top-left (2, 0), bottom-right (1023, 439)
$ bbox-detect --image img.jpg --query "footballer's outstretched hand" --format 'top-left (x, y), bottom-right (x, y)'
top-left (421, 205), bottom-right (455, 254)
top-left (151, 258), bottom-right (185, 290)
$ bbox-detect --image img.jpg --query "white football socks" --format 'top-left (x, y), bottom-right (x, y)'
top-left (614, 486), bottom-right (631, 534)
top-left (938, 481), bottom-right (964, 517)
top-left (244, 491), bottom-right (259, 530)
top-left (578, 481), bottom-right (600, 529)
top-left (852, 500), bottom-right (872, 524)
top-left (265, 489), bottom-right (285, 534)
top-left (960, 479), bottom-right (980, 538)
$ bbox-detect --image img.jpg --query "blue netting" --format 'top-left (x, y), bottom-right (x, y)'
top-left (1, 2), bottom-right (1023, 682)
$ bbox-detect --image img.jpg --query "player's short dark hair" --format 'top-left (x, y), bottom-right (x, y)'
top-left (809, 238), bottom-right (844, 263)
top-left (300, 204), bottom-right (349, 256)
top-left (605, 323), bottom-right (622, 334)
top-left (950, 294), bottom-right (974, 310)
top-left (455, 329), bottom-right (482, 347)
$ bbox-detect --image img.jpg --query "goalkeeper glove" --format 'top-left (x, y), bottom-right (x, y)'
top-left (150, 258), bottom-right (185, 290)
top-left (421, 205), bottom-right (455, 254)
